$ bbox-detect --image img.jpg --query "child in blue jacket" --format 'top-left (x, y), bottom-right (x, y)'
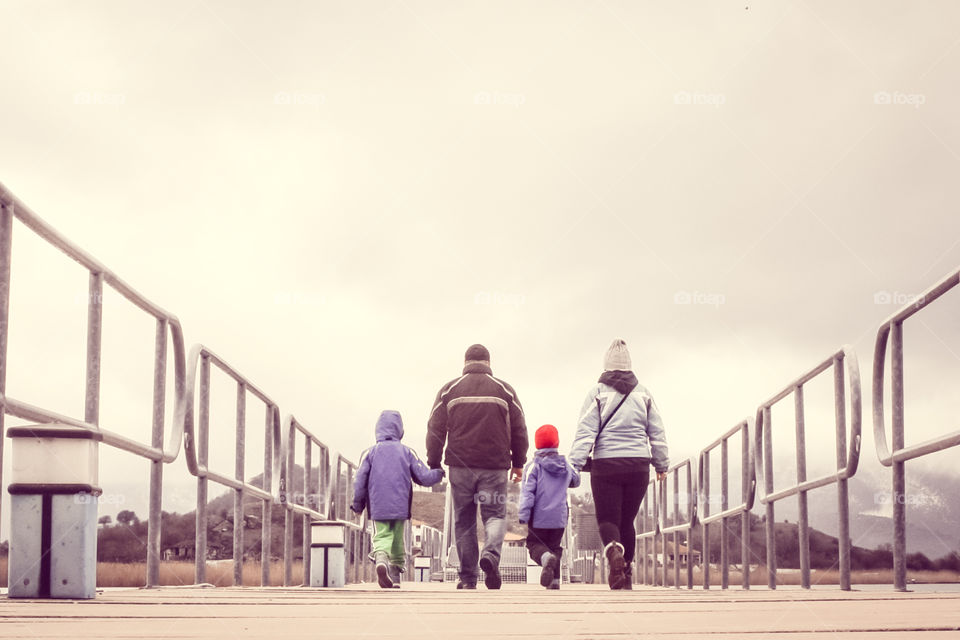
top-left (351, 410), bottom-right (445, 589)
top-left (518, 424), bottom-right (580, 589)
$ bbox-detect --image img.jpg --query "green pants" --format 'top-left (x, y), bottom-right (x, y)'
top-left (372, 520), bottom-right (406, 566)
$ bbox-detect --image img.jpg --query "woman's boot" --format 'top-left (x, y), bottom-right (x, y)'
top-left (604, 542), bottom-right (626, 590)
top-left (622, 563), bottom-right (633, 590)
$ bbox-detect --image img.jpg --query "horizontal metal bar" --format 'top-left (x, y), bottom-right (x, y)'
top-left (880, 431), bottom-right (960, 465)
top-left (699, 504), bottom-right (751, 525)
top-left (759, 472), bottom-right (851, 504)
top-left (877, 266), bottom-right (960, 327)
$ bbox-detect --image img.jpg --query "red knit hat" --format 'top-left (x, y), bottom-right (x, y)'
top-left (535, 424), bottom-right (559, 449)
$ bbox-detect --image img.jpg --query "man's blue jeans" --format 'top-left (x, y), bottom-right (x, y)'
top-left (449, 466), bottom-right (507, 585)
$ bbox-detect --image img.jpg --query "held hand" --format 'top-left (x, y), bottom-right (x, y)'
top-left (510, 467), bottom-right (523, 483)
top-left (657, 472), bottom-right (668, 482)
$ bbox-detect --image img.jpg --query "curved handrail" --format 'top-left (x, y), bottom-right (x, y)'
top-left (873, 267), bottom-right (960, 466)
top-left (182, 343), bottom-right (282, 500)
top-left (754, 344), bottom-right (862, 500)
top-left (659, 456), bottom-right (698, 533)
top-left (1, 182), bottom-right (187, 463)
top-left (697, 417), bottom-right (756, 523)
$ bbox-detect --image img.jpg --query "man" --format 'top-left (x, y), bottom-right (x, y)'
top-left (427, 344), bottom-right (528, 590)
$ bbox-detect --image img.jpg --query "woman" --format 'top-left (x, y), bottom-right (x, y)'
top-left (568, 338), bottom-right (669, 589)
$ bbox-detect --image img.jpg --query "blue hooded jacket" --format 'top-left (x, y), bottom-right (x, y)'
top-left (518, 448), bottom-right (580, 529)
top-left (351, 411), bottom-right (444, 521)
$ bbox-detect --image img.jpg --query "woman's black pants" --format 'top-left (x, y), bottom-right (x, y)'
top-left (590, 467), bottom-right (651, 563)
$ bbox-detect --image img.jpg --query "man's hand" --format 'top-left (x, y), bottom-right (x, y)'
top-left (657, 471), bottom-right (668, 482)
top-left (510, 467), bottom-right (523, 483)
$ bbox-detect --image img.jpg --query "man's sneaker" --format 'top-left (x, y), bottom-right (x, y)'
top-left (604, 542), bottom-right (626, 590)
top-left (479, 554), bottom-right (502, 590)
top-left (375, 552), bottom-right (393, 589)
top-left (456, 581), bottom-right (477, 590)
top-left (540, 552), bottom-right (558, 588)
top-left (388, 565), bottom-right (402, 589)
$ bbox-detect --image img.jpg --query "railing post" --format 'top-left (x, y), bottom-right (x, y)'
top-left (701, 453), bottom-right (710, 589)
top-left (741, 423), bottom-right (751, 590)
top-left (0, 201), bottom-right (13, 532)
top-left (720, 439), bottom-right (729, 590)
top-left (147, 318), bottom-right (167, 588)
top-left (835, 355), bottom-right (852, 591)
top-left (261, 405), bottom-right (273, 587)
top-left (195, 355), bottom-right (210, 584)
top-left (234, 382), bottom-right (246, 586)
top-left (84, 273), bottom-right (103, 425)
top-left (891, 322), bottom-right (907, 592)
top-left (686, 463), bottom-right (694, 589)
top-left (283, 425), bottom-right (295, 586)
top-left (762, 406), bottom-right (776, 589)
top-left (795, 385), bottom-right (811, 589)
top-left (302, 438), bottom-right (312, 586)
top-left (672, 468), bottom-right (680, 589)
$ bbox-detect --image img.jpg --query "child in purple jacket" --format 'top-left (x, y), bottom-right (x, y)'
top-left (518, 424), bottom-right (581, 589)
top-left (351, 410), bottom-right (445, 589)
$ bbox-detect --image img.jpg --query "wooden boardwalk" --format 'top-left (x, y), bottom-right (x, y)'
top-left (2, 583), bottom-right (959, 639)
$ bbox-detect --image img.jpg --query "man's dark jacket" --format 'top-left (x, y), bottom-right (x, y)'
top-left (426, 361), bottom-right (528, 470)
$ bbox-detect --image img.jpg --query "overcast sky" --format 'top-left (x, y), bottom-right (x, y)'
top-left (2, 1), bottom-right (960, 537)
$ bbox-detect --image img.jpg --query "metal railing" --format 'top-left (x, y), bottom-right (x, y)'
top-left (698, 418), bottom-right (755, 590)
top-left (754, 345), bottom-right (862, 590)
top-left (873, 266), bottom-right (960, 591)
top-left (659, 457), bottom-right (697, 589)
top-left (182, 345), bottom-right (282, 586)
top-left (636, 477), bottom-right (659, 585)
top-left (0, 182), bottom-right (187, 587)
top-left (281, 414), bottom-right (330, 586)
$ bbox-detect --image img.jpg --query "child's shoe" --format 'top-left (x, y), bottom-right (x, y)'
top-left (388, 564), bottom-right (402, 589)
top-left (539, 551), bottom-right (558, 588)
top-left (604, 541), bottom-right (626, 590)
top-left (548, 578), bottom-right (560, 590)
top-left (375, 552), bottom-right (393, 588)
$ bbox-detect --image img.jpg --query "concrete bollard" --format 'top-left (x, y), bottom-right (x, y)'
top-left (6, 425), bottom-right (102, 599)
top-left (413, 556), bottom-right (431, 582)
top-left (310, 521), bottom-right (346, 588)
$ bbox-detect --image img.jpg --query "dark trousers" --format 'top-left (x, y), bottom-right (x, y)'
top-left (525, 526), bottom-right (565, 565)
top-left (590, 467), bottom-right (650, 563)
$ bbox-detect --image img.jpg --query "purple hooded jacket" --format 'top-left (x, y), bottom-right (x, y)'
top-left (518, 448), bottom-right (580, 529)
top-left (351, 410), bottom-right (444, 521)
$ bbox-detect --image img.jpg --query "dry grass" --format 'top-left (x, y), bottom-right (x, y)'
top-left (0, 558), bottom-right (304, 588)
top-left (646, 564), bottom-right (960, 587)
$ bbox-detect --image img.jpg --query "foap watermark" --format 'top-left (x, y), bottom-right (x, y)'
top-left (273, 291), bottom-right (326, 308)
top-left (873, 290), bottom-right (925, 307)
top-left (874, 491), bottom-right (939, 507)
top-left (674, 290), bottom-right (726, 307)
top-left (873, 91), bottom-right (926, 109)
top-left (674, 91), bottom-right (726, 108)
top-left (74, 91), bottom-right (126, 107)
top-left (473, 90), bottom-right (526, 107)
top-left (274, 91), bottom-right (326, 108)
top-left (74, 492), bottom-right (126, 506)
top-left (474, 291), bottom-right (526, 307)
